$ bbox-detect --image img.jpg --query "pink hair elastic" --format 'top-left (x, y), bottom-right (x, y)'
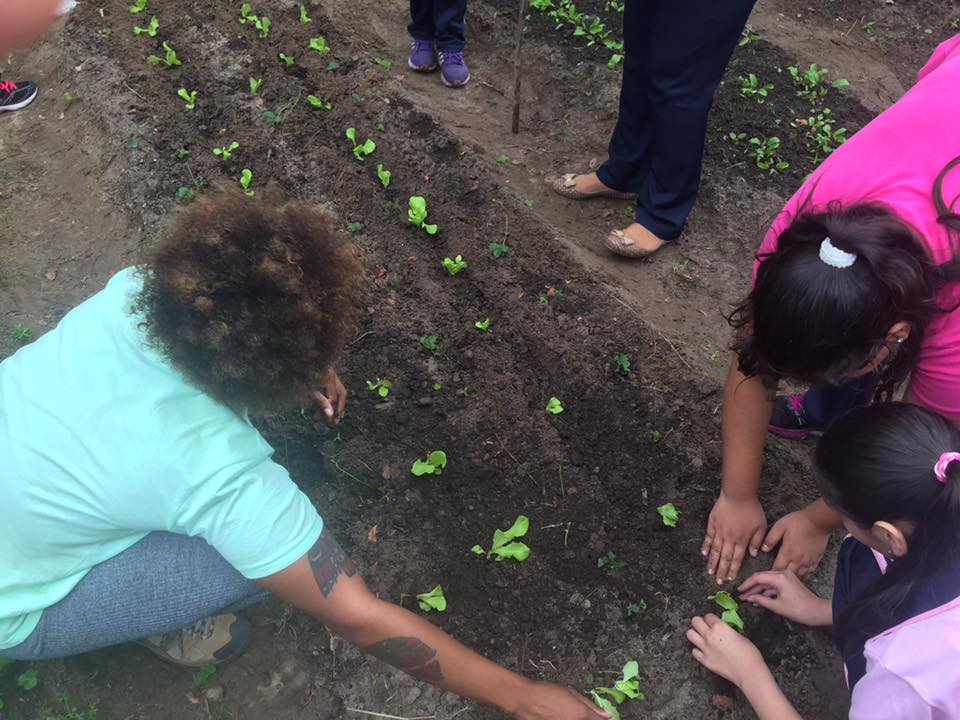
top-left (934, 452), bottom-right (960, 483)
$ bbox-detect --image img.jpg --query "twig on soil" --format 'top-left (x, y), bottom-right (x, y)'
top-left (346, 710), bottom-right (435, 720)
top-left (495, 434), bottom-right (541, 487)
top-left (123, 82), bottom-right (144, 100)
top-left (324, 454), bottom-right (382, 493)
top-left (278, 88), bottom-right (302, 125)
top-left (350, 330), bottom-right (376, 345)
top-left (477, 80), bottom-right (505, 95)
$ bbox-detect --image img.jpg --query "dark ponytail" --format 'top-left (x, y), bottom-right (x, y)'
top-left (814, 402), bottom-right (960, 657)
top-left (730, 155), bottom-right (960, 398)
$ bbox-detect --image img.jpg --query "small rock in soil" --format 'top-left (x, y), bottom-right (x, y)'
top-left (203, 686), bottom-right (224, 703)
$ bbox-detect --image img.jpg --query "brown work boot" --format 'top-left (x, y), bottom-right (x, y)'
top-left (138, 613), bottom-right (251, 667)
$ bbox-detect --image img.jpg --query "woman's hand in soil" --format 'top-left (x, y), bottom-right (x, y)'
top-left (702, 492), bottom-right (767, 584)
top-left (739, 570), bottom-right (833, 626)
top-left (312, 368), bottom-right (348, 425)
top-left (763, 509), bottom-right (831, 578)
top-left (510, 682), bottom-right (612, 720)
top-left (687, 614), bottom-right (765, 688)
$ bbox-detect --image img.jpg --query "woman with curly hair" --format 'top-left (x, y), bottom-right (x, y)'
top-left (0, 192), bottom-right (608, 720)
top-left (702, 34), bottom-right (960, 585)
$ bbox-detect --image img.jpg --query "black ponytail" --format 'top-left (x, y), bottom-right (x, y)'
top-left (814, 403), bottom-right (960, 657)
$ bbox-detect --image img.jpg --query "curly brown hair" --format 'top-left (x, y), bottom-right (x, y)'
top-left (136, 190), bottom-right (363, 413)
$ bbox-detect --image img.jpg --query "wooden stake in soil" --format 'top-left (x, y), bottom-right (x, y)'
top-left (511, 0), bottom-right (528, 133)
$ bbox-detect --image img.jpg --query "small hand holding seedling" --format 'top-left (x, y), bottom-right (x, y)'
top-left (345, 128), bottom-right (376, 161)
top-left (589, 660), bottom-right (645, 719)
top-left (545, 396), bottom-right (564, 414)
top-left (411, 450), bottom-right (447, 477)
top-left (442, 256), bottom-right (467, 276)
top-left (408, 196), bottom-right (438, 235)
top-left (312, 368), bottom-right (348, 425)
top-left (471, 515), bottom-right (530, 562)
top-left (657, 502), bottom-right (679, 527)
top-left (708, 590), bottom-right (745, 634)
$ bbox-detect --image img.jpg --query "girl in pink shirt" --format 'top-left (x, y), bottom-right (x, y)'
top-left (689, 403), bottom-right (960, 719)
top-left (702, 35), bottom-right (960, 585)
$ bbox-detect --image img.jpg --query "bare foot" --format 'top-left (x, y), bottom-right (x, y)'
top-left (620, 223), bottom-right (666, 253)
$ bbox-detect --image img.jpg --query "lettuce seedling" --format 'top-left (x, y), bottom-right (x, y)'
top-left (133, 15), bottom-right (159, 36)
top-left (416, 585), bottom-right (447, 612)
top-left (489, 242), bottom-right (508, 258)
top-left (263, 110), bottom-right (282, 125)
top-left (239, 168), bottom-right (254, 196)
top-left (327, 61), bottom-right (339, 71)
top-left (213, 142), bottom-right (240, 160)
top-left (278, 52), bottom-right (295, 66)
top-left (345, 128), bottom-right (376, 160)
top-left (249, 77), bottom-right (262, 94)
top-left (419, 335), bottom-right (437, 353)
top-left (545, 396), bottom-right (564, 414)
top-left (589, 660), bottom-right (645, 719)
top-left (708, 591), bottom-right (745, 634)
top-left (128, 0), bottom-right (147, 13)
top-left (309, 36), bottom-right (331, 53)
top-left (597, 551), bottom-right (624, 569)
top-left (177, 186), bottom-right (193, 199)
top-left (650, 430), bottom-right (662, 443)
top-left (239, 3), bottom-right (253, 22)
top-left (366, 378), bottom-right (392, 398)
top-left (471, 515), bottom-right (530, 562)
top-left (657, 502), bottom-right (679, 527)
top-left (411, 450), bottom-right (447, 477)
top-left (175, 147), bottom-right (189, 159)
top-left (177, 88), bottom-right (197, 110)
top-left (374, 57), bottom-right (392, 68)
top-left (147, 40), bottom-right (181, 67)
top-left (307, 95), bottom-right (332, 110)
top-left (615, 353), bottom-right (630, 374)
top-left (376, 164), bottom-right (391, 188)
top-left (346, 221), bottom-right (363, 232)
top-left (626, 600), bottom-right (646, 616)
top-left (408, 196), bottom-right (438, 235)
top-left (299, 4), bottom-right (312, 23)
top-left (474, 318), bottom-right (490, 332)
top-left (495, 153), bottom-right (508, 164)
top-left (442, 256), bottom-right (467, 276)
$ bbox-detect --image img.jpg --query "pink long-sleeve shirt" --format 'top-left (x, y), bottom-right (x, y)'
top-left (755, 35), bottom-right (960, 419)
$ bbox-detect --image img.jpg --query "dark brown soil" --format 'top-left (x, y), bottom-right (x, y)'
top-left (1, 0), bottom-right (956, 719)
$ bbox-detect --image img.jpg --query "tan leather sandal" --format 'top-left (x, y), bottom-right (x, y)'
top-left (551, 173), bottom-right (637, 200)
top-left (603, 229), bottom-right (667, 259)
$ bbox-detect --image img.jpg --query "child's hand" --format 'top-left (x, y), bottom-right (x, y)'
top-left (312, 368), bottom-right (348, 425)
top-left (739, 570), bottom-right (833, 626)
top-left (686, 614), bottom-right (765, 689)
top-left (764, 509), bottom-right (831, 578)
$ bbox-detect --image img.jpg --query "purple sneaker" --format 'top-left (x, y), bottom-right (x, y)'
top-left (768, 393), bottom-right (823, 440)
top-left (408, 40), bottom-right (437, 72)
top-left (438, 51), bottom-right (470, 87)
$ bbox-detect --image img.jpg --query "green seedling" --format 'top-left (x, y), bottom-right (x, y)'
top-left (307, 95), bottom-right (332, 110)
top-left (177, 87), bottom-right (197, 110)
top-left (597, 551), bottom-right (624, 569)
top-left (63, 91), bottom-right (76, 108)
top-left (17, 668), bottom-right (38, 690)
top-left (346, 221), bottom-right (363, 232)
top-left (747, 136), bottom-right (789, 173)
top-left (263, 110), bottom-right (282, 125)
top-left (657, 502), bottom-right (679, 527)
top-left (176, 147), bottom-right (189, 159)
top-left (249, 76), bottom-right (263, 94)
top-left (489, 242), bottom-right (508, 258)
top-left (545, 396), bottom-right (564, 414)
top-left (374, 57), bottom-right (392, 68)
top-left (607, 53), bottom-right (624, 69)
top-left (433, 383), bottom-right (441, 391)
top-left (366, 378), bottom-right (392, 398)
top-left (239, 3), bottom-right (254, 23)
top-left (194, 663), bottom-right (217, 687)
top-left (523, 199), bottom-right (534, 208)
top-left (376, 122), bottom-right (385, 131)
top-left (345, 127), bottom-right (376, 160)
top-left (327, 61), bottom-right (340, 71)
top-left (589, 660), bottom-right (645, 719)
top-left (212, 141), bottom-right (239, 160)
top-left (474, 318), bottom-right (490, 332)
top-left (299, 4), bottom-right (312, 23)
top-left (799, 107), bottom-right (847, 157)
top-left (626, 600), bottom-right (646, 616)
top-left (471, 515), bottom-right (530, 562)
top-left (709, 590), bottom-right (745, 634)
top-left (351, 91), bottom-right (364, 104)
top-left (419, 335), bottom-right (437, 353)
top-left (738, 73), bottom-right (773, 102)
top-left (147, 40), bottom-right (181, 67)
top-left (442, 256), bottom-right (467, 276)
top-left (254, 16), bottom-right (271, 37)
top-left (650, 430), bottom-right (661, 443)
top-left (416, 585), bottom-right (447, 612)
top-left (457, 387), bottom-right (470, 397)
top-left (739, 26), bottom-right (762, 46)
top-left (127, 135), bottom-right (142, 149)
top-left (495, 153), bottom-right (508, 164)
top-left (278, 52), bottom-right (295, 66)
top-left (408, 196), bottom-right (438, 235)
top-left (239, 168), bottom-right (254, 196)
top-left (614, 353), bottom-right (630, 374)
top-left (309, 36), bottom-right (331, 53)
top-left (411, 450), bottom-right (448, 477)
top-left (177, 186), bottom-right (194, 199)
top-left (788, 63), bottom-right (849, 101)
top-left (133, 15), bottom-right (159, 36)
top-left (376, 164), bottom-right (391, 188)
top-left (128, 0), bottom-right (147, 13)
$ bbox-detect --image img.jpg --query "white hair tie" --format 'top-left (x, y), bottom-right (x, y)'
top-left (819, 236), bottom-right (857, 268)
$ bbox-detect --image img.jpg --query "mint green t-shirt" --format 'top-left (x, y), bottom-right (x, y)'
top-left (0, 268), bottom-right (324, 650)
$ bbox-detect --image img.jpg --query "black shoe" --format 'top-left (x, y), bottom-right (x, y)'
top-left (768, 393), bottom-right (822, 439)
top-left (0, 80), bottom-right (38, 113)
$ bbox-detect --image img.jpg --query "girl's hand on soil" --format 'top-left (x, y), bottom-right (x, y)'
top-left (686, 614), bottom-right (765, 689)
top-left (739, 570), bottom-right (833, 626)
top-left (702, 492), bottom-right (767, 584)
top-left (510, 682), bottom-right (612, 720)
top-left (764, 510), bottom-right (831, 578)
top-left (312, 368), bottom-right (348, 425)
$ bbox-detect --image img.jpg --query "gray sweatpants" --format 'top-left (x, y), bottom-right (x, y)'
top-left (2, 532), bottom-right (270, 661)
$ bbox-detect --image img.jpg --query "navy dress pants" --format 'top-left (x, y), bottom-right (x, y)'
top-left (409, 0), bottom-right (468, 52)
top-left (597, 0), bottom-right (757, 239)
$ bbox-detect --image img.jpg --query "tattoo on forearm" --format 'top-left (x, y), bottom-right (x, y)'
top-left (363, 637), bottom-right (444, 683)
top-left (308, 527), bottom-right (357, 597)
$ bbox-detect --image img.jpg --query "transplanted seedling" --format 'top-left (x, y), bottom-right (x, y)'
top-left (442, 256), bottom-right (467, 276)
top-left (376, 164), bottom-right (391, 188)
top-left (374, 57), bottom-right (392, 68)
top-left (299, 3), bottom-right (312, 23)
top-left (474, 318), bottom-right (490, 332)
top-left (249, 76), bottom-right (263, 94)
top-left (345, 127), bottom-right (376, 160)
top-left (133, 15), bottom-right (159, 36)
top-left (411, 450), bottom-right (447, 476)
top-left (177, 88), bottom-right (197, 110)
top-left (589, 660), bottom-right (645, 719)
top-left (346, 221), bottom-right (363, 232)
top-left (128, 0), bottom-right (147, 13)
top-left (11, 324), bottom-right (31, 342)
top-left (408, 196), bottom-right (438, 235)
top-left (307, 95), bottom-right (332, 110)
top-left (471, 515), bottom-right (530, 562)
top-left (16, 668), bottom-right (38, 690)
top-left (545, 396), bottom-right (564, 414)
top-left (489, 242), bottom-right (508, 258)
top-left (278, 52), bottom-right (295, 66)
top-left (597, 551), bottom-right (624, 569)
top-left (366, 378), bottom-right (392, 398)
top-left (147, 40), bottom-right (181, 66)
top-left (212, 141), bottom-right (239, 160)
top-left (626, 600), bottom-right (646, 616)
top-left (614, 353), bottom-right (630, 374)
top-left (239, 168), bottom-right (255, 196)
top-left (419, 335), bottom-right (437, 353)
top-left (738, 73), bottom-right (773, 103)
top-left (709, 590), bottom-right (745, 634)
top-left (309, 36), bottom-right (331, 53)
top-left (416, 585), bottom-right (447, 612)
top-left (657, 502), bottom-right (679, 527)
